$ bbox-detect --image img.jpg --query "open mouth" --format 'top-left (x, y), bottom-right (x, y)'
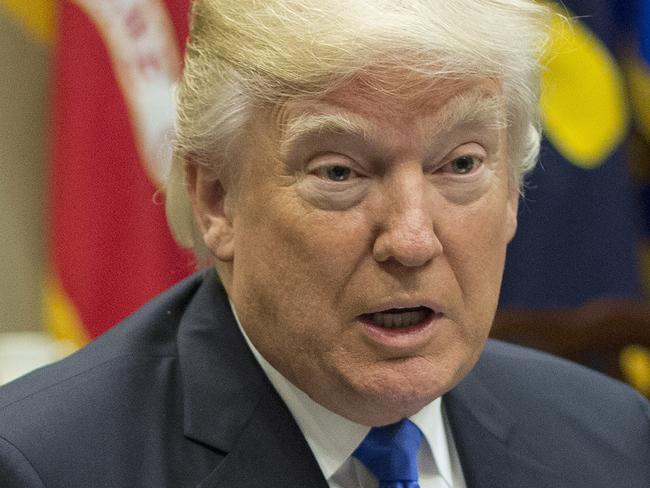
top-left (359, 306), bottom-right (435, 329)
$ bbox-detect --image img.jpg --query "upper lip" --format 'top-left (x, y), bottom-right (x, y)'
top-left (361, 299), bottom-right (445, 316)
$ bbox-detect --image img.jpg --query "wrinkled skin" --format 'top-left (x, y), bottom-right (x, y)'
top-left (189, 76), bottom-right (519, 426)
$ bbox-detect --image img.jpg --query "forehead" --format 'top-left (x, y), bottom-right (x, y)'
top-left (321, 75), bottom-right (500, 120)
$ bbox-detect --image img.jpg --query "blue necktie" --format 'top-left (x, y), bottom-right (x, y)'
top-left (353, 419), bottom-right (423, 488)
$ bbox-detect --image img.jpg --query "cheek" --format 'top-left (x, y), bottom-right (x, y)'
top-left (275, 207), bottom-right (371, 279)
top-left (439, 195), bottom-right (511, 310)
top-left (234, 194), bottom-right (372, 312)
top-left (231, 204), bottom-right (372, 382)
top-left (443, 188), bottom-right (512, 256)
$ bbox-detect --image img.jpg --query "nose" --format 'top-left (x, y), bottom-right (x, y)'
top-left (372, 170), bottom-right (442, 267)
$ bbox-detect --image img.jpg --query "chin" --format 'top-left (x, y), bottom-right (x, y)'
top-left (337, 359), bottom-right (457, 425)
top-left (348, 388), bottom-right (439, 426)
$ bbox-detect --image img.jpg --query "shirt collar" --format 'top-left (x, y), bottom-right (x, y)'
top-left (411, 398), bottom-right (455, 486)
top-left (230, 301), bottom-right (455, 486)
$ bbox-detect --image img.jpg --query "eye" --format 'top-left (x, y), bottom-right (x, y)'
top-left (322, 165), bottom-right (352, 181)
top-left (299, 153), bottom-right (369, 209)
top-left (450, 155), bottom-right (479, 174)
top-left (306, 152), bottom-right (366, 184)
top-left (311, 163), bottom-right (361, 182)
top-left (437, 154), bottom-right (485, 177)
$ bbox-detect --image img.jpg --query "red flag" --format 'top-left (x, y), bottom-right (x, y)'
top-left (46, 0), bottom-right (192, 342)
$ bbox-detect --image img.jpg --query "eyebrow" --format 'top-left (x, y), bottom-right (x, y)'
top-left (279, 112), bottom-right (377, 159)
top-left (432, 92), bottom-right (507, 135)
top-left (279, 92), bottom-right (506, 158)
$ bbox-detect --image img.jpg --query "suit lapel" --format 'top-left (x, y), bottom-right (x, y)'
top-left (177, 270), bottom-right (328, 488)
top-left (444, 369), bottom-right (570, 488)
top-left (197, 386), bottom-right (330, 488)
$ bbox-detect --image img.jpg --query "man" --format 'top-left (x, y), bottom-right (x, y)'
top-left (1, 1), bottom-right (649, 487)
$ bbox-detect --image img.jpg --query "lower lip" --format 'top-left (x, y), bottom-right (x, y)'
top-left (358, 312), bottom-right (444, 350)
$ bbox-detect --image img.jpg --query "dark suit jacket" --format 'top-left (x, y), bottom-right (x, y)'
top-left (1, 270), bottom-right (648, 487)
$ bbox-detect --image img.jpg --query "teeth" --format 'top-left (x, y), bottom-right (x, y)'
top-left (372, 308), bottom-right (430, 328)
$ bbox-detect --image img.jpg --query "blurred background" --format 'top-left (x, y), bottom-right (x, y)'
top-left (0, 1), bottom-right (649, 393)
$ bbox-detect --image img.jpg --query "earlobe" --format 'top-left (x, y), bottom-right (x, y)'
top-left (185, 162), bottom-right (235, 261)
top-left (505, 190), bottom-right (519, 243)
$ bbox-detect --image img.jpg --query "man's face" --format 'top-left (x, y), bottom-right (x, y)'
top-left (203, 76), bottom-right (518, 425)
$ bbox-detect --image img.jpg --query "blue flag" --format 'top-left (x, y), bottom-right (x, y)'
top-left (640, 1), bottom-right (650, 64)
top-left (500, 0), bottom-right (645, 308)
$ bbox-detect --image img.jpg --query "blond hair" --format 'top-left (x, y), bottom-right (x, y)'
top-left (166, 0), bottom-right (551, 253)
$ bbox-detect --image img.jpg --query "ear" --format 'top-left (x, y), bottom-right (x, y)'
top-left (185, 163), bottom-right (235, 261)
top-left (505, 188), bottom-right (519, 243)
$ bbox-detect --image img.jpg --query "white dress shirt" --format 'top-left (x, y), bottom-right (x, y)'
top-left (231, 303), bottom-right (467, 488)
